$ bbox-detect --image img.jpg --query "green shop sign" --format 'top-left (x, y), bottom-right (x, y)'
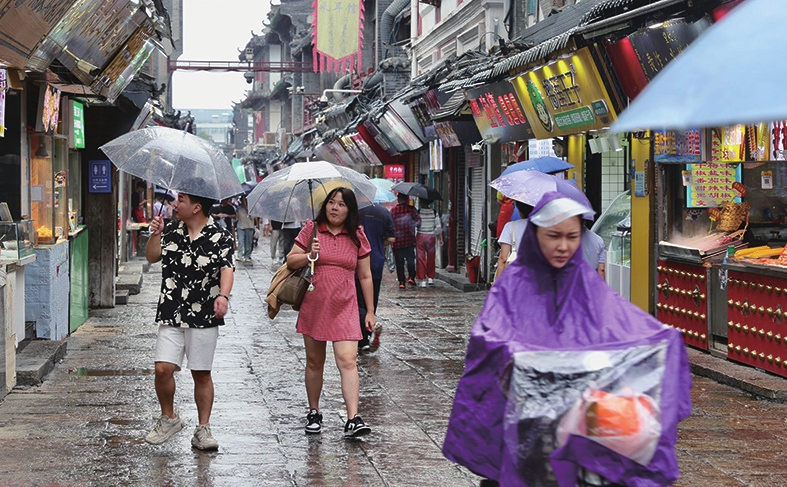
top-left (553, 106), bottom-right (596, 130)
top-left (72, 101), bottom-right (85, 149)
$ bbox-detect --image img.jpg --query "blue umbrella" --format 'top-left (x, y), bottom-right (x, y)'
top-left (502, 156), bottom-right (574, 176)
top-left (369, 177), bottom-right (396, 203)
top-left (490, 170), bottom-right (595, 220)
top-left (374, 187), bottom-right (396, 203)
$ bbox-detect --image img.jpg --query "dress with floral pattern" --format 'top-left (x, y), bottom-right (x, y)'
top-left (156, 217), bottom-right (235, 328)
top-left (294, 220), bottom-right (371, 341)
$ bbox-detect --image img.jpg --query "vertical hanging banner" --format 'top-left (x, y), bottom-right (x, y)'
top-left (0, 69), bottom-right (6, 137)
top-left (313, 0), bottom-right (364, 73)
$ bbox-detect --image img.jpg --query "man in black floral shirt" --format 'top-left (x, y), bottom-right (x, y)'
top-left (144, 189), bottom-right (234, 450)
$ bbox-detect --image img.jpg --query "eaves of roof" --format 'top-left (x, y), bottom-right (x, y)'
top-left (431, 91), bottom-right (467, 121)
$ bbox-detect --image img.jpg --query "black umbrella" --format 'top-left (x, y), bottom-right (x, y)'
top-left (241, 180), bottom-right (258, 195)
top-left (391, 182), bottom-right (442, 201)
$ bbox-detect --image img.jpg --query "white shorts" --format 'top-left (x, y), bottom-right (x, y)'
top-left (154, 325), bottom-right (219, 371)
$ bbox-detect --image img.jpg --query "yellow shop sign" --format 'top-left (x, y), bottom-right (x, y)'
top-left (510, 47), bottom-right (617, 139)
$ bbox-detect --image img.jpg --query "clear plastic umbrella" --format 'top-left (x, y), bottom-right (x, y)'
top-left (490, 171), bottom-right (595, 220)
top-left (99, 126), bottom-right (243, 201)
top-left (246, 160), bottom-right (378, 222)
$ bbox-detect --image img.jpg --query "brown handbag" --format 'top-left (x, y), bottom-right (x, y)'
top-left (276, 222), bottom-right (317, 307)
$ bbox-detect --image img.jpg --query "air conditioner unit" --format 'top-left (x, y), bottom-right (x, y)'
top-left (263, 132), bottom-right (277, 145)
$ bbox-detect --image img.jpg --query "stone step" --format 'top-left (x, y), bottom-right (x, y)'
top-left (115, 289), bottom-right (130, 305)
top-left (115, 271), bottom-right (142, 295)
top-left (16, 340), bottom-right (67, 386)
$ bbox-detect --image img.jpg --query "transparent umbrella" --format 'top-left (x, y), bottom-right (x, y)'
top-left (490, 171), bottom-right (595, 220)
top-left (247, 160), bottom-right (378, 222)
top-left (99, 126), bottom-right (243, 200)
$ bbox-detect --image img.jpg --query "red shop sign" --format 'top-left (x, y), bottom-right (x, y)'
top-left (385, 164), bottom-right (405, 181)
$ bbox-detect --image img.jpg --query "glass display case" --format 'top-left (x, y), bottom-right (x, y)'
top-left (0, 220), bottom-right (35, 260)
top-left (29, 134), bottom-right (69, 244)
top-left (591, 190), bottom-right (631, 249)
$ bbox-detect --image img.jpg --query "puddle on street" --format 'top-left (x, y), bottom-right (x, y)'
top-left (68, 367), bottom-right (154, 376)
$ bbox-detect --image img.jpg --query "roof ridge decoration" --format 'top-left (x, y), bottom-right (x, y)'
top-left (312, 0), bottom-right (365, 73)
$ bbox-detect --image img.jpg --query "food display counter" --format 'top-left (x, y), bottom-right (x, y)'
top-left (724, 262), bottom-right (787, 378)
top-left (656, 260), bottom-right (710, 351)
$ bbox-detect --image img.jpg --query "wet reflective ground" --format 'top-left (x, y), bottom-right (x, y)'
top-left (0, 238), bottom-right (786, 486)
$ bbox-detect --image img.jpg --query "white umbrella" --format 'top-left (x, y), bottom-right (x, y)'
top-left (611, 0), bottom-right (787, 132)
top-left (247, 160), bottom-right (378, 222)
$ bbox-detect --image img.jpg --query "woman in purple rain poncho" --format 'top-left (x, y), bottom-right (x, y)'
top-left (443, 192), bottom-right (692, 487)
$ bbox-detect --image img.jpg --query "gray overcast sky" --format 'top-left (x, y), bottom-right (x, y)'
top-left (171, 0), bottom-right (271, 111)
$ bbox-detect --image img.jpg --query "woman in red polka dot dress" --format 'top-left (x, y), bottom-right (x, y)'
top-left (286, 187), bottom-right (377, 438)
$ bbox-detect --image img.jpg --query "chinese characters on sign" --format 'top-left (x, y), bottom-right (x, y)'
top-left (385, 164), bottom-right (404, 183)
top-left (313, 0), bottom-right (362, 72)
top-left (654, 129), bottom-right (702, 163)
top-left (89, 160), bottom-right (111, 194)
top-left (628, 18), bottom-right (709, 80)
top-left (710, 125), bottom-right (745, 162)
top-left (510, 47), bottom-right (617, 139)
top-left (466, 81), bottom-right (533, 143)
top-left (686, 162), bottom-right (741, 208)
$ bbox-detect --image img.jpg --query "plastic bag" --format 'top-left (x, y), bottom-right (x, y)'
top-left (556, 388), bottom-right (661, 466)
top-left (385, 246), bottom-right (395, 273)
top-left (500, 342), bottom-right (667, 486)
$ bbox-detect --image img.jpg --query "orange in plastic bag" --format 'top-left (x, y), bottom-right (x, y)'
top-left (585, 390), bottom-right (656, 437)
top-left (556, 388), bottom-right (661, 466)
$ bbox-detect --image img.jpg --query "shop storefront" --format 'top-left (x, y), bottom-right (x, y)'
top-left (654, 124), bottom-right (787, 377)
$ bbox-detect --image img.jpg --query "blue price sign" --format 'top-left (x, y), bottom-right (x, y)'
top-left (89, 160), bottom-right (112, 193)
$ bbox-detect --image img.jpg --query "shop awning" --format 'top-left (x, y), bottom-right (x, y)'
top-left (431, 91), bottom-right (468, 122)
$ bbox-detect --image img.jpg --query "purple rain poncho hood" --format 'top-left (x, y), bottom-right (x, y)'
top-left (442, 192), bottom-right (692, 486)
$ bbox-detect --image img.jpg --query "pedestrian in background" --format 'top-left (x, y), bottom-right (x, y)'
top-left (131, 180), bottom-right (148, 224)
top-left (236, 195), bottom-right (255, 263)
top-left (280, 220), bottom-right (302, 264)
top-left (582, 229), bottom-right (607, 280)
top-left (287, 187), bottom-right (376, 438)
top-left (391, 192), bottom-right (421, 289)
top-left (495, 200), bottom-right (533, 280)
top-left (270, 220), bottom-right (283, 261)
top-left (144, 188), bottom-right (235, 451)
top-left (415, 198), bottom-right (443, 287)
top-left (356, 203), bottom-right (395, 352)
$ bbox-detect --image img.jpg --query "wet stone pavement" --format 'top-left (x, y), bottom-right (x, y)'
top-left (0, 239), bottom-right (786, 486)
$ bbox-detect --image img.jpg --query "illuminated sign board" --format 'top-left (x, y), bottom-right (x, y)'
top-left (72, 100), bottom-right (85, 149)
top-left (654, 129), bottom-right (702, 163)
top-left (466, 81), bottom-right (534, 143)
top-left (511, 47), bottom-right (617, 139)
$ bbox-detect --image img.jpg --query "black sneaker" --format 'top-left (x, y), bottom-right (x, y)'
top-left (344, 415), bottom-right (371, 438)
top-left (305, 409), bottom-right (322, 434)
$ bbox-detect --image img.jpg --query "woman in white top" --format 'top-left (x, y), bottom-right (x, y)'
top-left (495, 200), bottom-right (533, 280)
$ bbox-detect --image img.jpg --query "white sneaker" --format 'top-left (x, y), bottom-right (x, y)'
top-left (145, 414), bottom-right (184, 445)
top-left (418, 280), bottom-right (427, 288)
top-left (191, 424), bottom-right (219, 450)
top-left (427, 278), bottom-right (434, 285)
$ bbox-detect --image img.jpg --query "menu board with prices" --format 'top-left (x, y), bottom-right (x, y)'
top-left (686, 162), bottom-right (742, 208)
